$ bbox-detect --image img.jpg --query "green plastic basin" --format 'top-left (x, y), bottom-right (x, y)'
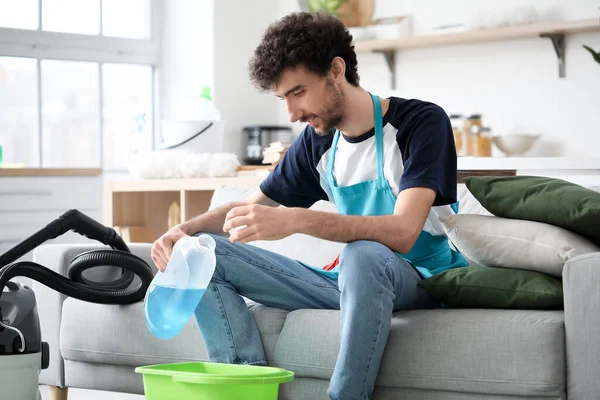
top-left (135, 361), bottom-right (295, 400)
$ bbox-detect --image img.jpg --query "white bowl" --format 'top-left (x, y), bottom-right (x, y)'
top-left (491, 134), bottom-right (540, 156)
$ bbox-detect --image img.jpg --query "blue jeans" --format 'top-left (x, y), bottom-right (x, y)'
top-left (193, 234), bottom-right (439, 400)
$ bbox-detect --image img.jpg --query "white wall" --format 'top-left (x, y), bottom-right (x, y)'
top-left (276, 0), bottom-right (600, 157)
top-left (159, 0), bottom-right (280, 160)
top-left (212, 0), bottom-right (281, 157)
top-left (159, 0), bottom-right (214, 122)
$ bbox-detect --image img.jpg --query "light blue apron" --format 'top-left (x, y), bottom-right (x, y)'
top-left (310, 93), bottom-right (468, 279)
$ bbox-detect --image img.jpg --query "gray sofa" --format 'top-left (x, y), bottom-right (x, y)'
top-left (33, 186), bottom-right (600, 399)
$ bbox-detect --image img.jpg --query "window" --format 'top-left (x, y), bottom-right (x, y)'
top-left (41, 59), bottom-right (99, 167)
top-left (0, 0), bottom-right (159, 171)
top-left (0, 0), bottom-right (38, 30)
top-left (102, 63), bottom-right (153, 170)
top-left (0, 57), bottom-right (38, 166)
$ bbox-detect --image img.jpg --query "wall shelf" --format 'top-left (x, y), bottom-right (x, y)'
top-left (354, 18), bottom-right (600, 86)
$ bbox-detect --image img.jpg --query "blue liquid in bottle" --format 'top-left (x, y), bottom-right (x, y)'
top-left (144, 235), bottom-right (216, 340)
top-left (144, 286), bottom-right (206, 339)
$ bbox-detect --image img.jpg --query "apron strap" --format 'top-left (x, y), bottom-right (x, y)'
top-left (327, 93), bottom-right (385, 187)
top-left (326, 130), bottom-right (341, 186)
top-left (369, 93), bottom-right (386, 183)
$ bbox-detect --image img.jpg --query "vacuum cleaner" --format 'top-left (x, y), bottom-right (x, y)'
top-left (0, 209), bottom-right (155, 400)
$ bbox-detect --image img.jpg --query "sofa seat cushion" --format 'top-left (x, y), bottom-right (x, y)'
top-left (60, 299), bottom-right (288, 367)
top-left (273, 309), bottom-right (565, 397)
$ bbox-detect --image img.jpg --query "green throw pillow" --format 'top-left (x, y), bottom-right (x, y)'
top-left (464, 175), bottom-right (600, 246)
top-left (421, 267), bottom-right (563, 309)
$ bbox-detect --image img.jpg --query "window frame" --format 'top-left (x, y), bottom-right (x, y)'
top-left (0, 0), bottom-right (162, 171)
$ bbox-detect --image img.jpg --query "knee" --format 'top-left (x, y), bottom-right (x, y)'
top-left (338, 240), bottom-right (394, 280)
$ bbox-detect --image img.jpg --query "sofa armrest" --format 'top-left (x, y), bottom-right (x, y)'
top-left (31, 243), bottom-right (154, 388)
top-left (563, 252), bottom-right (600, 400)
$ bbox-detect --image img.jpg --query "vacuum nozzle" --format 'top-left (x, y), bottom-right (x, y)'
top-left (57, 209), bottom-right (129, 252)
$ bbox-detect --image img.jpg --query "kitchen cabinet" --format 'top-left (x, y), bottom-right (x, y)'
top-left (104, 176), bottom-right (265, 243)
top-left (0, 168), bottom-right (103, 264)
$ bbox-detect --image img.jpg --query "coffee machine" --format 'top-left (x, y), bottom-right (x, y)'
top-left (243, 125), bottom-right (293, 165)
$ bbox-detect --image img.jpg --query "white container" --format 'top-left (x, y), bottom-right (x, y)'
top-left (143, 234), bottom-right (217, 340)
top-left (368, 15), bottom-right (413, 40)
top-left (160, 86), bottom-right (224, 154)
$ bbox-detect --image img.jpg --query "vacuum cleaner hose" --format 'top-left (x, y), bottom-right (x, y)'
top-left (0, 251), bottom-right (153, 305)
top-left (0, 209), bottom-right (155, 305)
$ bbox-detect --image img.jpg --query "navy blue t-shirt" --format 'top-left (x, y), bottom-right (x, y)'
top-left (260, 97), bottom-right (458, 210)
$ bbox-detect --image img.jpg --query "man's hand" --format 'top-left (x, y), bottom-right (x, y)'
top-left (223, 204), bottom-right (294, 244)
top-left (151, 224), bottom-right (190, 272)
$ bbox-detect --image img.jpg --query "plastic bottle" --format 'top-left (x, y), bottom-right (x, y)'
top-left (143, 234), bottom-right (217, 340)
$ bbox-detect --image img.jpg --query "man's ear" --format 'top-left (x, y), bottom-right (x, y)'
top-left (329, 57), bottom-right (346, 83)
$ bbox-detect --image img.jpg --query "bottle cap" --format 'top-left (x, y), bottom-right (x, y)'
top-left (195, 234), bottom-right (216, 252)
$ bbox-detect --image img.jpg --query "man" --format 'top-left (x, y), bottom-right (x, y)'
top-left (151, 11), bottom-right (468, 400)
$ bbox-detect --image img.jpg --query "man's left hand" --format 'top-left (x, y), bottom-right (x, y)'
top-left (223, 204), bottom-right (295, 244)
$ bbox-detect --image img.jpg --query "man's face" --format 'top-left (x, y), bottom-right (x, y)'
top-left (275, 66), bottom-right (344, 135)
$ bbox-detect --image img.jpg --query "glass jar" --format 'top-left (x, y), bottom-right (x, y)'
top-left (449, 114), bottom-right (464, 156)
top-left (464, 114), bottom-right (482, 156)
top-left (477, 127), bottom-right (492, 157)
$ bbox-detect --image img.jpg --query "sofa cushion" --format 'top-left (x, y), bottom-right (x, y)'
top-left (209, 185), bottom-right (345, 267)
top-left (421, 266), bottom-right (564, 309)
top-left (60, 299), bottom-right (288, 367)
top-left (440, 214), bottom-right (600, 277)
top-left (273, 309), bottom-right (565, 397)
top-left (464, 175), bottom-right (600, 246)
top-left (456, 183), bottom-right (491, 216)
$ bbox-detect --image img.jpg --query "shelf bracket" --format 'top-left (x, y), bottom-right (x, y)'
top-left (540, 33), bottom-right (565, 78)
top-left (374, 50), bottom-right (396, 89)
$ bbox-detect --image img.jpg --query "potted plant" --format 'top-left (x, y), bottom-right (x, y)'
top-left (583, 45), bottom-right (600, 65)
top-left (299, 0), bottom-right (375, 27)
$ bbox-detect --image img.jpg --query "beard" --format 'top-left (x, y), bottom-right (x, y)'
top-left (303, 81), bottom-right (344, 136)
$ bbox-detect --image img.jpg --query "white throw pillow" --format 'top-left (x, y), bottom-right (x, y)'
top-left (209, 185), bottom-right (257, 210)
top-left (457, 183), bottom-right (492, 216)
top-left (440, 214), bottom-right (600, 277)
top-left (208, 186), bottom-right (344, 266)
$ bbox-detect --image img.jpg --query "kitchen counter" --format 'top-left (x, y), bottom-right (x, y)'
top-left (0, 167), bottom-right (103, 177)
top-left (457, 157), bottom-right (600, 171)
top-left (2, 158), bottom-right (595, 178)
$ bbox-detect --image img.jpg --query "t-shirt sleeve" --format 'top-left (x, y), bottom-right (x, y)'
top-left (397, 103), bottom-right (457, 206)
top-left (259, 128), bottom-right (328, 208)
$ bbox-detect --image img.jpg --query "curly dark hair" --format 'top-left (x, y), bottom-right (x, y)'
top-left (248, 12), bottom-right (360, 91)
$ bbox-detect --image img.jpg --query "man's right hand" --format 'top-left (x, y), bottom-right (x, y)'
top-left (151, 224), bottom-right (190, 272)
